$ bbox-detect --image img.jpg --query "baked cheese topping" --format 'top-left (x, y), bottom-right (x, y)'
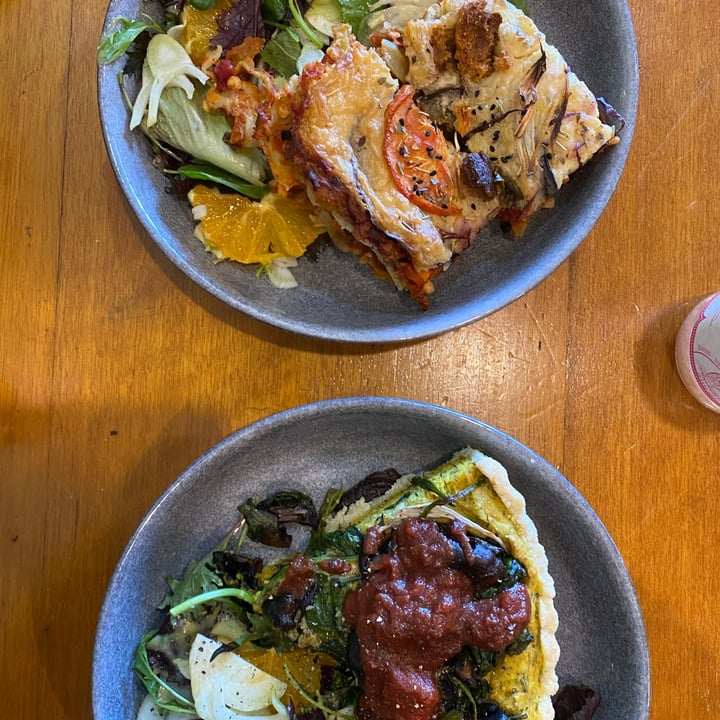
top-left (276, 31), bottom-right (453, 273)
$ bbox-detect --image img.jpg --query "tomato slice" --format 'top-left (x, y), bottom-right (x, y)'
top-left (383, 84), bottom-right (460, 216)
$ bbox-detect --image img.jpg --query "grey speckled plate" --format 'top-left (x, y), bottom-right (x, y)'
top-left (92, 398), bottom-right (650, 719)
top-left (97, 1), bottom-right (638, 344)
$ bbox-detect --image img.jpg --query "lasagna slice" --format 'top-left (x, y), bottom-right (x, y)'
top-left (258, 27), bottom-right (480, 308)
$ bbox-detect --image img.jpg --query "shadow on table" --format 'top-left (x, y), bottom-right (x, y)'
top-left (25, 404), bottom-right (226, 719)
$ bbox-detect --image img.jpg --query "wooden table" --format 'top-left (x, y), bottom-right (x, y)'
top-left (1, 0), bottom-right (718, 716)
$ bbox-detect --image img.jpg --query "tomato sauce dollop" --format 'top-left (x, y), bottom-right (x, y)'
top-left (342, 518), bottom-right (531, 720)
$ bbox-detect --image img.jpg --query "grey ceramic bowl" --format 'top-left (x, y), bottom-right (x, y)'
top-left (97, 1), bottom-right (638, 343)
top-left (92, 397), bottom-right (650, 719)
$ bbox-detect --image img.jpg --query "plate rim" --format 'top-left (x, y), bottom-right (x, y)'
top-left (92, 396), bottom-right (650, 719)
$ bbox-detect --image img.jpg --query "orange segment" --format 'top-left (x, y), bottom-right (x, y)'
top-left (180, 0), bottom-right (234, 65)
top-left (188, 186), bottom-right (325, 266)
top-left (237, 646), bottom-right (337, 709)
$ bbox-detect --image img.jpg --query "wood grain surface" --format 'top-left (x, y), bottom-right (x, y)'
top-left (1, 0), bottom-right (718, 716)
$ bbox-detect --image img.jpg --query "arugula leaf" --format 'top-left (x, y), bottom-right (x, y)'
top-left (240, 608), bottom-right (294, 650)
top-left (306, 525), bottom-right (363, 558)
top-left (159, 556), bottom-right (225, 613)
top-left (134, 631), bottom-right (196, 713)
top-left (302, 572), bottom-right (354, 662)
top-left (158, 518), bottom-right (249, 613)
top-left (305, 487), bottom-right (364, 556)
top-left (173, 163), bottom-right (269, 199)
top-left (97, 16), bottom-right (163, 65)
top-left (465, 645), bottom-right (501, 680)
top-left (189, 0), bottom-right (218, 8)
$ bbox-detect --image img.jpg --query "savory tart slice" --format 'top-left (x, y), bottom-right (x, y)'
top-left (256, 26), bottom-right (473, 308)
top-left (325, 447), bottom-right (560, 720)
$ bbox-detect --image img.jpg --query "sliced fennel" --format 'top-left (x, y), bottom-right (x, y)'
top-left (304, 0), bottom-right (343, 37)
top-left (359, 0), bottom-right (436, 38)
top-left (189, 634), bottom-right (289, 720)
top-left (265, 257), bottom-right (300, 289)
top-left (130, 33), bottom-right (208, 130)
